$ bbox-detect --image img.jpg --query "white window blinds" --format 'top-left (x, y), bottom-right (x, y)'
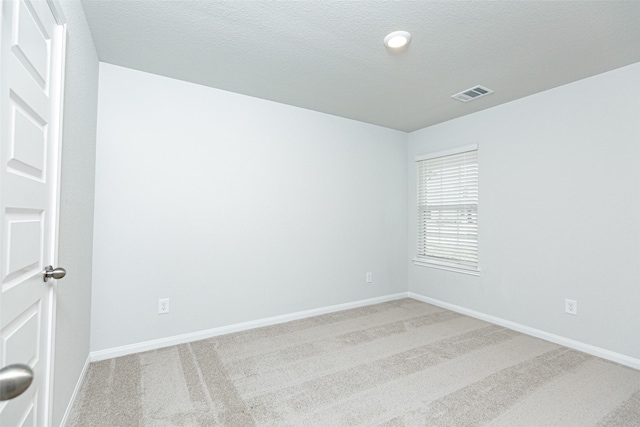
top-left (416, 145), bottom-right (478, 270)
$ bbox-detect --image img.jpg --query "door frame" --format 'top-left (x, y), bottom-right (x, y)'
top-left (43, 1), bottom-right (67, 425)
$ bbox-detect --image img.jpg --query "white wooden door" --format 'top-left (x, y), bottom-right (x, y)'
top-left (0, 0), bottom-right (65, 425)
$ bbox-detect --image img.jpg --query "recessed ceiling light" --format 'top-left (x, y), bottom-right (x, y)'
top-left (384, 31), bottom-right (411, 49)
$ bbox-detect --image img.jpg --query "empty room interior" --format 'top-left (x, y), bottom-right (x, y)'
top-left (1, 0), bottom-right (640, 426)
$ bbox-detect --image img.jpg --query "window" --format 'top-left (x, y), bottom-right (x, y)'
top-left (414, 144), bottom-right (479, 274)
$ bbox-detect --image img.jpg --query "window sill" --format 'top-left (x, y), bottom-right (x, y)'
top-left (412, 259), bottom-right (480, 276)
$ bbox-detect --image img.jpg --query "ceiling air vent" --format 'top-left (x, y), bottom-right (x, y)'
top-left (452, 85), bottom-right (494, 102)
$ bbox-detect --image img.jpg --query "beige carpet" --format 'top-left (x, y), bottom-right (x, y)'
top-left (67, 299), bottom-right (640, 426)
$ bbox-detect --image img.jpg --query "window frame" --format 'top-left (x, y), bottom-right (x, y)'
top-left (412, 144), bottom-right (479, 276)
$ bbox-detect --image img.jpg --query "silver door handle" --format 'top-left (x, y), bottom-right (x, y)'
top-left (43, 265), bottom-right (66, 282)
top-left (0, 364), bottom-right (33, 401)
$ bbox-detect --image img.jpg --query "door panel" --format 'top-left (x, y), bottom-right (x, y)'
top-left (0, 0), bottom-right (64, 425)
top-left (4, 210), bottom-right (44, 281)
top-left (13, 0), bottom-right (50, 89)
top-left (8, 98), bottom-right (47, 181)
top-left (3, 303), bottom-right (40, 366)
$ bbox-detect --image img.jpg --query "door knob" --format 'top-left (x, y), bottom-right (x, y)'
top-left (43, 265), bottom-right (66, 282)
top-left (0, 364), bottom-right (33, 401)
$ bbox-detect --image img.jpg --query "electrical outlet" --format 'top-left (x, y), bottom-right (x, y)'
top-left (565, 299), bottom-right (577, 315)
top-left (158, 298), bottom-right (169, 314)
top-left (366, 272), bottom-right (372, 283)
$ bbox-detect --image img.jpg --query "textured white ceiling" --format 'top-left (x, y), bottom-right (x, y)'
top-left (81, 0), bottom-right (640, 132)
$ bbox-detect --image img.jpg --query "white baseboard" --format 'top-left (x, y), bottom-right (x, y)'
top-left (59, 354), bottom-right (91, 427)
top-left (90, 292), bottom-right (410, 362)
top-left (408, 292), bottom-right (640, 371)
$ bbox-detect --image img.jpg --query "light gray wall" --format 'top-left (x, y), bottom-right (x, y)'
top-left (90, 63), bottom-right (407, 352)
top-left (408, 63), bottom-right (640, 359)
top-left (53, 1), bottom-right (98, 425)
